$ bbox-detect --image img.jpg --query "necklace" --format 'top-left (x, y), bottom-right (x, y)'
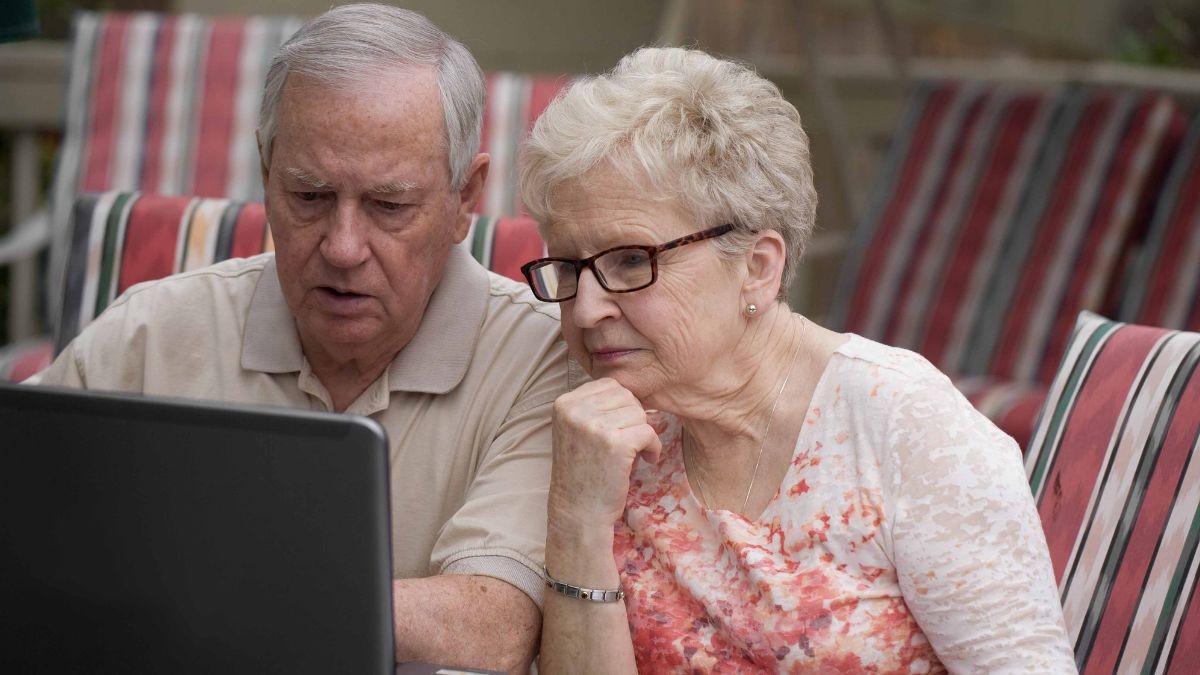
top-left (686, 317), bottom-right (806, 514)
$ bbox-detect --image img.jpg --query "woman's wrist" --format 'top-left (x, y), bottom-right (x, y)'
top-left (546, 514), bottom-right (620, 587)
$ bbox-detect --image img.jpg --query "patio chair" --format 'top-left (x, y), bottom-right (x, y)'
top-left (830, 80), bottom-right (1186, 446)
top-left (1026, 311), bottom-right (1200, 673)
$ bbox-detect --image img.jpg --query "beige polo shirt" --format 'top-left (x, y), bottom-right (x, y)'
top-left (31, 244), bottom-right (569, 605)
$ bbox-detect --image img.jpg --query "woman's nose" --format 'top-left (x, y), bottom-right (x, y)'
top-left (569, 267), bottom-right (621, 328)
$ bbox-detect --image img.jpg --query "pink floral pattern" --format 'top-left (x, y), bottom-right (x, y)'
top-left (614, 335), bottom-right (1075, 673)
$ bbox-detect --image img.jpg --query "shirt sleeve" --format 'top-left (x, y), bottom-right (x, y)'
top-left (25, 306), bottom-right (131, 389)
top-left (881, 371), bottom-right (1078, 673)
top-left (429, 327), bottom-right (569, 608)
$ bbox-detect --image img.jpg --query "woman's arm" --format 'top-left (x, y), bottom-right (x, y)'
top-left (538, 378), bottom-right (660, 675)
top-left (884, 378), bottom-right (1077, 673)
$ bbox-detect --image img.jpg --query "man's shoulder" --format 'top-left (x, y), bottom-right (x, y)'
top-left (483, 271), bottom-right (561, 326)
top-left (108, 254), bottom-right (273, 313)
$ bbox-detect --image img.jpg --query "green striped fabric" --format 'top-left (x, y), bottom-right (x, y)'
top-left (1026, 311), bottom-right (1200, 673)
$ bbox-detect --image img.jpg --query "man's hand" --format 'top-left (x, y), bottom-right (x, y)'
top-left (391, 575), bottom-right (539, 674)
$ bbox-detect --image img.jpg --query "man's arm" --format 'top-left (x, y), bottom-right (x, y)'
top-left (392, 575), bottom-right (540, 673)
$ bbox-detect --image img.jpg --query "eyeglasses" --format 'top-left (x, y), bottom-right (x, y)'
top-left (521, 224), bottom-right (734, 302)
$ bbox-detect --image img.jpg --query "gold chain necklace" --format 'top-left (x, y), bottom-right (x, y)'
top-left (686, 318), bottom-right (805, 514)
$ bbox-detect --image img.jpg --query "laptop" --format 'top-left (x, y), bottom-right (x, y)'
top-left (0, 383), bottom-right (395, 674)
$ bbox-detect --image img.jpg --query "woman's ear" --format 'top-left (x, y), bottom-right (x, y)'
top-left (741, 230), bottom-right (787, 306)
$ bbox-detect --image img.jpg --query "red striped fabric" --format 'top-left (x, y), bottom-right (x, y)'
top-left (1169, 581), bottom-right (1200, 672)
top-left (880, 88), bottom-right (988, 344)
top-left (1036, 322), bottom-right (1163, 579)
top-left (138, 15), bottom-right (177, 194)
top-left (191, 18), bottom-right (244, 196)
top-left (914, 92), bottom-right (1049, 364)
top-left (229, 202), bottom-right (268, 259)
top-left (1138, 160), bottom-right (1200, 329)
top-left (488, 217), bottom-right (545, 283)
top-left (1084, 363), bottom-right (1200, 672)
top-left (479, 72), bottom-right (571, 217)
top-left (842, 82), bottom-right (961, 336)
top-left (116, 195), bottom-right (191, 295)
top-left (988, 94), bottom-right (1117, 381)
top-left (80, 15), bottom-right (130, 192)
top-left (1123, 115), bottom-right (1200, 332)
top-left (1026, 312), bottom-right (1200, 673)
top-left (1036, 97), bottom-right (1184, 384)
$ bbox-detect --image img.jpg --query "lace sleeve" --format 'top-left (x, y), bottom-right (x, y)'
top-left (882, 373), bottom-right (1078, 673)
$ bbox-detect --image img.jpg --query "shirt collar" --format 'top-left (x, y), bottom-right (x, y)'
top-left (242, 244), bottom-right (491, 394)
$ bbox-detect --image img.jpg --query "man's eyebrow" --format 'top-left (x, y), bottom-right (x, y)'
top-left (285, 167), bottom-right (332, 189)
top-left (368, 181), bottom-right (420, 194)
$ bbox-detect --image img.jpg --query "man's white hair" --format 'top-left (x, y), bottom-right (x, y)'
top-left (258, 2), bottom-right (484, 190)
top-left (520, 47), bottom-right (817, 295)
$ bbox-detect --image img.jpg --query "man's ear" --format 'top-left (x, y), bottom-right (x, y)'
top-left (256, 129), bottom-right (270, 191)
top-left (452, 153), bottom-right (490, 244)
top-left (741, 229), bottom-right (788, 307)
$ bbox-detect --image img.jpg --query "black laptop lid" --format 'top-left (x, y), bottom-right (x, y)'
top-left (0, 384), bottom-right (394, 674)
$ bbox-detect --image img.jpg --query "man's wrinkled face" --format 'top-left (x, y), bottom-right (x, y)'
top-left (261, 67), bottom-right (471, 363)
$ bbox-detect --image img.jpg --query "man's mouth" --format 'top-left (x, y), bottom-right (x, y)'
top-left (320, 286), bottom-right (367, 298)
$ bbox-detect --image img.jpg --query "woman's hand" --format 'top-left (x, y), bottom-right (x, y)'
top-left (548, 377), bottom-right (663, 534)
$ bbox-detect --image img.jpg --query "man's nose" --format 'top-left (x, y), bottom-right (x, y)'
top-left (320, 201), bottom-right (371, 268)
top-left (569, 267), bottom-right (621, 328)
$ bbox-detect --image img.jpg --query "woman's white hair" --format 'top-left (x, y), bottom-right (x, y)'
top-left (521, 47), bottom-right (817, 295)
top-left (258, 3), bottom-right (484, 190)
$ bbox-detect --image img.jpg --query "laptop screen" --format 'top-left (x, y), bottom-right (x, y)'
top-left (0, 383), bottom-right (394, 674)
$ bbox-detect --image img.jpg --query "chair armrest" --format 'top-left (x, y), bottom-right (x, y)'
top-left (0, 209), bottom-right (50, 265)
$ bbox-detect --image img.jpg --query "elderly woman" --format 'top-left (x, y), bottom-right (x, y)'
top-left (519, 47), bottom-right (1076, 673)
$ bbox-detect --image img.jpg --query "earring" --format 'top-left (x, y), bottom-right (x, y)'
top-left (745, 303), bottom-right (758, 316)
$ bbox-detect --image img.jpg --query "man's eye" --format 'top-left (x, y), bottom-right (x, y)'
top-left (376, 200), bottom-right (404, 212)
top-left (294, 191), bottom-right (322, 202)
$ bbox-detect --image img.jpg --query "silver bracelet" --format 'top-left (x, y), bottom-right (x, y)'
top-left (543, 565), bottom-right (625, 603)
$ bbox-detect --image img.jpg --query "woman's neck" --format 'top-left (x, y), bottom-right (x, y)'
top-left (660, 305), bottom-right (809, 457)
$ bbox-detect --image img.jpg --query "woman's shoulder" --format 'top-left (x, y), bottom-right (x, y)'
top-left (829, 334), bottom-right (955, 395)
top-left (827, 335), bottom-right (1017, 456)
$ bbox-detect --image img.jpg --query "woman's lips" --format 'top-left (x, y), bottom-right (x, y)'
top-left (591, 348), bottom-right (640, 363)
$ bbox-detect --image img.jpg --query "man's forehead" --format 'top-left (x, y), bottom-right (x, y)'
top-left (279, 65), bottom-right (441, 107)
top-left (284, 166), bottom-right (420, 193)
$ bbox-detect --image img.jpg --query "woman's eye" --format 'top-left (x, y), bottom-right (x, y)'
top-left (619, 252), bottom-right (648, 267)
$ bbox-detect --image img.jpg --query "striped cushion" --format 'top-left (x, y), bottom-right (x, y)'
top-left (51, 192), bottom-right (545, 355)
top-left (832, 83), bottom-right (1185, 388)
top-left (466, 214), bottom-right (547, 283)
top-left (1026, 311), bottom-right (1200, 673)
top-left (832, 81), bottom-right (1061, 353)
top-left (55, 192), bottom-right (273, 352)
top-left (1119, 113), bottom-right (1200, 331)
top-left (0, 340), bottom-right (55, 383)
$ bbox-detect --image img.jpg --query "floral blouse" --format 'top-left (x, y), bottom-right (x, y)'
top-left (613, 335), bottom-right (1076, 673)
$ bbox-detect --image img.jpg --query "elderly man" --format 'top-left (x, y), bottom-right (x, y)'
top-left (30, 4), bottom-right (565, 672)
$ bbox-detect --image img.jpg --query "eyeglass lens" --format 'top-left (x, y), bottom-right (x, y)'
top-left (528, 247), bottom-right (655, 301)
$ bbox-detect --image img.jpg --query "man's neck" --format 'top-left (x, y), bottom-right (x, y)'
top-left (301, 339), bottom-right (406, 412)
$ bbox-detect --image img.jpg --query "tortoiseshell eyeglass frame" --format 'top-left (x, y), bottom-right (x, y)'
top-left (520, 224), bottom-right (735, 302)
